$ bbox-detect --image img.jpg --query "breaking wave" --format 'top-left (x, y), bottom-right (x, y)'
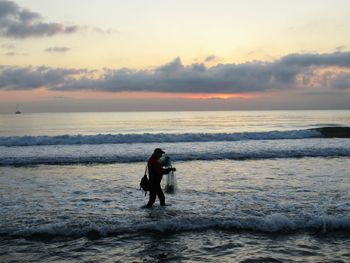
top-left (1, 146), bottom-right (350, 166)
top-left (3, 214), bottom-right (350, 239)
top-left (1, 127), bottom-right (349, 147)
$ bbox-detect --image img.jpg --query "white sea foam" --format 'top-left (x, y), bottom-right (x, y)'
top-left (0, 144), bottom-right (349, 165)
top-left (0, 129), bottom-right (322, 147)
top-left (7, 214), bottom-right (350, 238)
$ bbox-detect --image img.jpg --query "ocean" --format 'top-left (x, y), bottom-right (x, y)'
top-left (0, 110), bottom-right (349, 262)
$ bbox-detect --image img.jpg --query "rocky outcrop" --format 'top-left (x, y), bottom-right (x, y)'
top-left (318, 127), bottom-right (350, 138)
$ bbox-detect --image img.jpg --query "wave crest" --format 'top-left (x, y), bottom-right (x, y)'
top-left (1, 146), bottom-right (350, 166)
top-left (5, 214), bottom-right (350, 239)
top-left (0, 129), bottom-right (326, 147)
top-left (2, 127), bottom-right (349, 147)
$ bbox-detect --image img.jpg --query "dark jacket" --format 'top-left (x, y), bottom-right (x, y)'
top-left (148, 155), bottom-right (171, 184)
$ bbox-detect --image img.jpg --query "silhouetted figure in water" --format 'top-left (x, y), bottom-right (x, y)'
top-left (145, 148), bottom-right (176, 208)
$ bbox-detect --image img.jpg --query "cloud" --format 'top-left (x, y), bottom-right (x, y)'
top-left (1, 51), bottom-right (350, 93)
top-left (335, 46), bottom-right (347, 52)
top-left (4, 52), bottom-right (16, 56)
top-left (4, 51), bottom-right (26, 56)
top-left (0, 0), bottom-right (79, 38)
top-left (329, 73), bottom-right (350, 90)
top-left (55, 51), bottom-right (350, 94)
top-left (0, 66), bottom-right (89, 90)
top-left (45, 47), bottom-right (70, 53)
top-left (91, 26), bottom-right (117, 34)
top-left (277, 52), bottom-right (350, 67)
top-left (205, 55), bottom-right (219, 62)
top-left (1, 43), bottom-right (15, 49)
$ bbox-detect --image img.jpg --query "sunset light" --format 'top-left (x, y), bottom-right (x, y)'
top-left (1, 1), bottom-right (350, 262)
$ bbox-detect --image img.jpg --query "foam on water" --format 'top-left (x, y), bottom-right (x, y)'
top-left (2, 127), bottom-right (349, 147)
top-left (1, 138), bottom-right (349, 166)
top-left (3, 214), bottom-right (349, 239)
top-left (0, 128), bottom-right (325, 147)
top-left (1, 112), bottom-right (349, 262)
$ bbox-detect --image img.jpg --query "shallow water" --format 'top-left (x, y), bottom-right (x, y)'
top-left (2, 231), bottom-right (350, 262)
top-left (0, 111), bottom-right (349, 262)
top-left (1, 157), bottom-right (349, 262)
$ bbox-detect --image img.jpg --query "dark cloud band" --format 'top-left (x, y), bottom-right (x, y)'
top-left (0, 51), bottom-right (350, 92)
top-left (0, 66), bottom-right (89, 90)
top-left (55, 51), bottom-right (350, 93)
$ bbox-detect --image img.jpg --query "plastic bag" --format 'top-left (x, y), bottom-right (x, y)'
top-left (163, 156), bottom-right (177, 194)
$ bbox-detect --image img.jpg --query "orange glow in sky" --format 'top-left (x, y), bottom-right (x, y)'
top-left (184, 93), bottom-right (255, 100)
top-left (0, 89), bottom-right (256, 102)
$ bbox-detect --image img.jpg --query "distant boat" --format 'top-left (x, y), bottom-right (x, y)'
top-left (15, 106), bottom-right (21, 114)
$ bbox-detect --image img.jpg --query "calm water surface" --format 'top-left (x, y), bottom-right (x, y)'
top-left (1, 110), bottom-right (350, 136)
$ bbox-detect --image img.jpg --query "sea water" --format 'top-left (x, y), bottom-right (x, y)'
top-left (0, 111), bottom-right (349, 262)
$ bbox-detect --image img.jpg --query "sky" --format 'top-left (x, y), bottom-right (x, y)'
top-left (0, 0), bottom-right (350, 112)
